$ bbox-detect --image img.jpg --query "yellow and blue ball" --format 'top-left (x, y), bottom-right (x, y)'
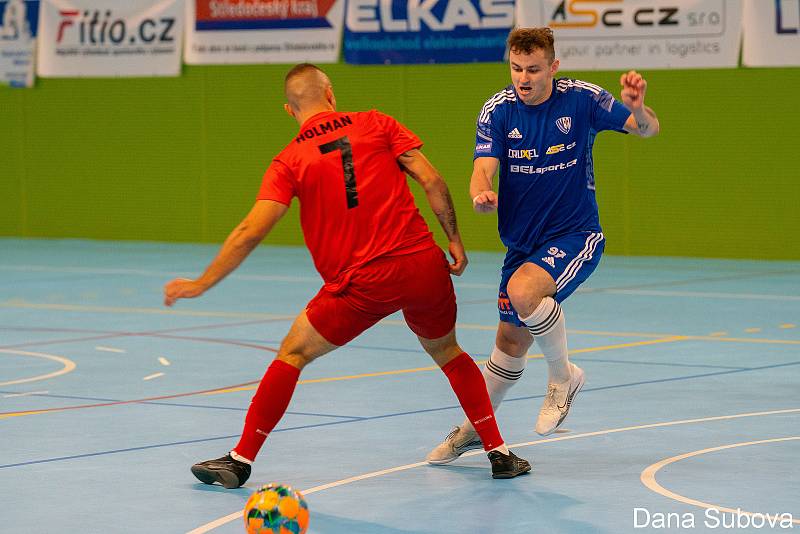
top-left (243, 483), bottom-right (309, 534)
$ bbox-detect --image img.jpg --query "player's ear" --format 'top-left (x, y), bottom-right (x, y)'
top-left (550, 58), bottom-right (560, 76)
top-left (283, 103), bottom-right (295, 118)
top-left (326, 86), bottom-right (336, 110)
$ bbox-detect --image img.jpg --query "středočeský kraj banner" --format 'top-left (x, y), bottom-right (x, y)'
top-left (185, 0), bottom-right (345, 64)
top-left (516, 0), bottom-right (743, 70)
top-left (37, 0), bottom-right (183, 77)
top-left (0, 0), bottom-right (38, 87)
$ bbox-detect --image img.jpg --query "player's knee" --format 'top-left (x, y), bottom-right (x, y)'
top-left (506, 277), bottom-right (539, 314)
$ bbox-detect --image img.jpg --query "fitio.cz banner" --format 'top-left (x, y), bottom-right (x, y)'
top-left (184, 0), bottom-right (345, 65)
top-left (517, 0), bottom-right (743, 70)
top-left (37, 0), bottom-right (183, 77)
top-left (743, 0), bottom-right (800, 67)
top-left (0, 0), bottom-right (38, 87)
top-left (343, 0), bottom-right (515, 64)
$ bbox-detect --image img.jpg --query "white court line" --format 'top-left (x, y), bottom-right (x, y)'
top-left (143, 372), bottom-right (165, 381)
top-left (0, 300), bottom-right (294, 320)
top-left (3, 390), bottom-right (49, 398)
top-left (0, 349), bottom-right (76, 386)
top-left (95, 346), bottom-right (126, 353)
top-left (641, 437), bottom-right (800, 525)
top-left (158, 357), bottom-right (171, 366)
top-left (1, 264), bottom-right (797, 301)
top-left (0, 265), bottom-right (319, 283)
top-left (186, 407), bottom-right (800, 534)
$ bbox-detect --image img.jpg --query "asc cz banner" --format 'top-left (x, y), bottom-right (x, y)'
top-left (37, 0), bottom-right (183, 77)
top-left (344, 0), bottom-right (515, 64)
top-left (517, 0), bottom-right (743, 70)
top-left (743, 0), bottom-right (800, 67)
top-left (0, 0), bottom-right (38, 87)
top-left (185, 0), bottom-right (345, 64)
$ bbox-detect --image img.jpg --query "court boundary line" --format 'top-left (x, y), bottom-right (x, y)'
top-left (641, 437), bottom-right (800, 525)
top-left (186, 408), bottom-right (800, 534)
top-left (0, 349), bottom-right (76, 386)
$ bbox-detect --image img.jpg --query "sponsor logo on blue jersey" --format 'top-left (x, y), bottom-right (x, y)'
top-left (476, 142), bottom-right (492, 153)
top-left (508, 148), bottom-right (539, 160)
top-left (511, 158), bottom-right (578, 175)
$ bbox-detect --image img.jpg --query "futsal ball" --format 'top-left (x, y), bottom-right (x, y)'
top-left (243, 483), bottom-right (309, 534)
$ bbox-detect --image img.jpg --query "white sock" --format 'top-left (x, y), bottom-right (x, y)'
top-left (462, 346), bottom-right (526, 431)
top-left (230, 450), bottom-right (253, 465)
top-left (519, 297), bottom-right (571, 383)
top-left (489, 443), bottom-right (510, 455)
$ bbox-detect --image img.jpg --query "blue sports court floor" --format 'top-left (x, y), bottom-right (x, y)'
top-left (1, 238), bottom-right (798, 533)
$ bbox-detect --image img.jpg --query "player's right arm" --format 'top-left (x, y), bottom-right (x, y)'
top-left (470, 157), bottom-right (500, 213)
top-left (163, 200), bottom-right (288, 306)
top-left (397, 148), bottom-right (468, 276)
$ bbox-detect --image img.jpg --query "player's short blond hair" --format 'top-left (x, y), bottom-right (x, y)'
top-left (507, 27), bottom-right (555, 63)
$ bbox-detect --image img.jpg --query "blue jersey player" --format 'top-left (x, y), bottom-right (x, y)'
top-left (428, 27), bottom-right (660, 464)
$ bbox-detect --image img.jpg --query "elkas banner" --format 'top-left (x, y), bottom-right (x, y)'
top-left (343, 0), bottom-right (515, 64)
top-left (184, 0), bottom-right (345, 64)
top-left (0, 0), bottom-right (38, 87)
top-left (517, 0), bottom-right (743, 70)
top-left (37, 0), bottom-right (183, 77)
top-left (742, 0), bottom-right (800, 67)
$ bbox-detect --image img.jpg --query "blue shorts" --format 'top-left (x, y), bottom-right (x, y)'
top-left (498, 231), bottom-right (605, 327)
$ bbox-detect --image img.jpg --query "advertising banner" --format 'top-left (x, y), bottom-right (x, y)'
top-left (517, 0), bottom-right (743, 70)
top-left (0, 0), bottom-right (37, 87)
top-left (343, 0), bottom-right (515, 64)
top-left (184, 0), bottom-right (345, 65)
top-left (37, 0), bottom-right (183, 77)
top-left (743, 0), bottom-right (800, 67)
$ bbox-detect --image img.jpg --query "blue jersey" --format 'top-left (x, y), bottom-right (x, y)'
top-left (473, 78), bottom-right (631, 259)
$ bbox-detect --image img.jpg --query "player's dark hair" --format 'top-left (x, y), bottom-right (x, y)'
top-left (507, 27), bottom-right (555, 63)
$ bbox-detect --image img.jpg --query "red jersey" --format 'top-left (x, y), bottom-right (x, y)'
top-left (257, 110), bottom-right (435, 290)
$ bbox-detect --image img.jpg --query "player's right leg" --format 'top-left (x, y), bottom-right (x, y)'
top-left (191, 310), bottom-right (338, 489)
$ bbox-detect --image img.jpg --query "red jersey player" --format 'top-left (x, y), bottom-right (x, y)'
top-left (163, 63), bottom-right (530, 487)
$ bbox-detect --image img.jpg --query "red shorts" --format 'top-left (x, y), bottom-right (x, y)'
top-left (306, 245), bottom-right (457, 346)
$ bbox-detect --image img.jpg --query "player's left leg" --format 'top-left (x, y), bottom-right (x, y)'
top-left (402, 246), bottom-right (530, 478)
top-left (508, 232), bottom-right (605, 435)
top-left (191, 310), bottom-right (339, 489)
top-left (417, 330), bottom-right (531, 478)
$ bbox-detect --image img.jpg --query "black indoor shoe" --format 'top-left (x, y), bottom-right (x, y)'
top-left (191, 453), bottom-right (251, 489)
top-left (487, 450), bottom-right (532, 479)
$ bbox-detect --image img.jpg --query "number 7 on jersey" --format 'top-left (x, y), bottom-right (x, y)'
top-left (318, 136), bottom-right (359, 209)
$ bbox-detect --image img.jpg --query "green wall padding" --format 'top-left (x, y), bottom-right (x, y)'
top-left (2, 64), bottom-right (799, 259)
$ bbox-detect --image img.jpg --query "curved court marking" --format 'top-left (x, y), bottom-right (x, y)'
top-left (641, 437), bottom-right (800, 525)
top-left (187, 407), bottom-right (800, 533)
top-left (0, 349), bottom-right (76, 386)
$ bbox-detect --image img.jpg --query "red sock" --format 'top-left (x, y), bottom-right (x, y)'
top-left (232, 359), bottom-right (300, 462)
top-left (442, 352), bottom-right (504, 451)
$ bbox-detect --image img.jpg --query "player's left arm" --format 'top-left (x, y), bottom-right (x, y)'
top-left (397, 148), bottom-right (468, 276)
top-left (620, 70), bottom-right (660, 138)
top-left (164, 200), bottom-right (288, 306)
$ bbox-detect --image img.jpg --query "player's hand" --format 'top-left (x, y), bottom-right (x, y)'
top-left (164, 278), bottom-right (207, 306)
top-left (472, 190), bottom-right (498, 213)
top-left (620, 70), bottom-right (647, 111)
top-left (448, 241), bottom-right (468, 276)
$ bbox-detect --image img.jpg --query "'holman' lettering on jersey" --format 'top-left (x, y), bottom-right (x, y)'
top-left (296, 115), bottom-right (353, 143)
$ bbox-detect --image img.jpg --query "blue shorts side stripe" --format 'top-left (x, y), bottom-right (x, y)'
top-left (555, 232), bottom-right (604, 291)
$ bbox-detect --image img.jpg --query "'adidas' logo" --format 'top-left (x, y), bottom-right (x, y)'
top-left (507, 128), bottom-right (522, 139)
top-left (542, 256), bottom-right (555, 268)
